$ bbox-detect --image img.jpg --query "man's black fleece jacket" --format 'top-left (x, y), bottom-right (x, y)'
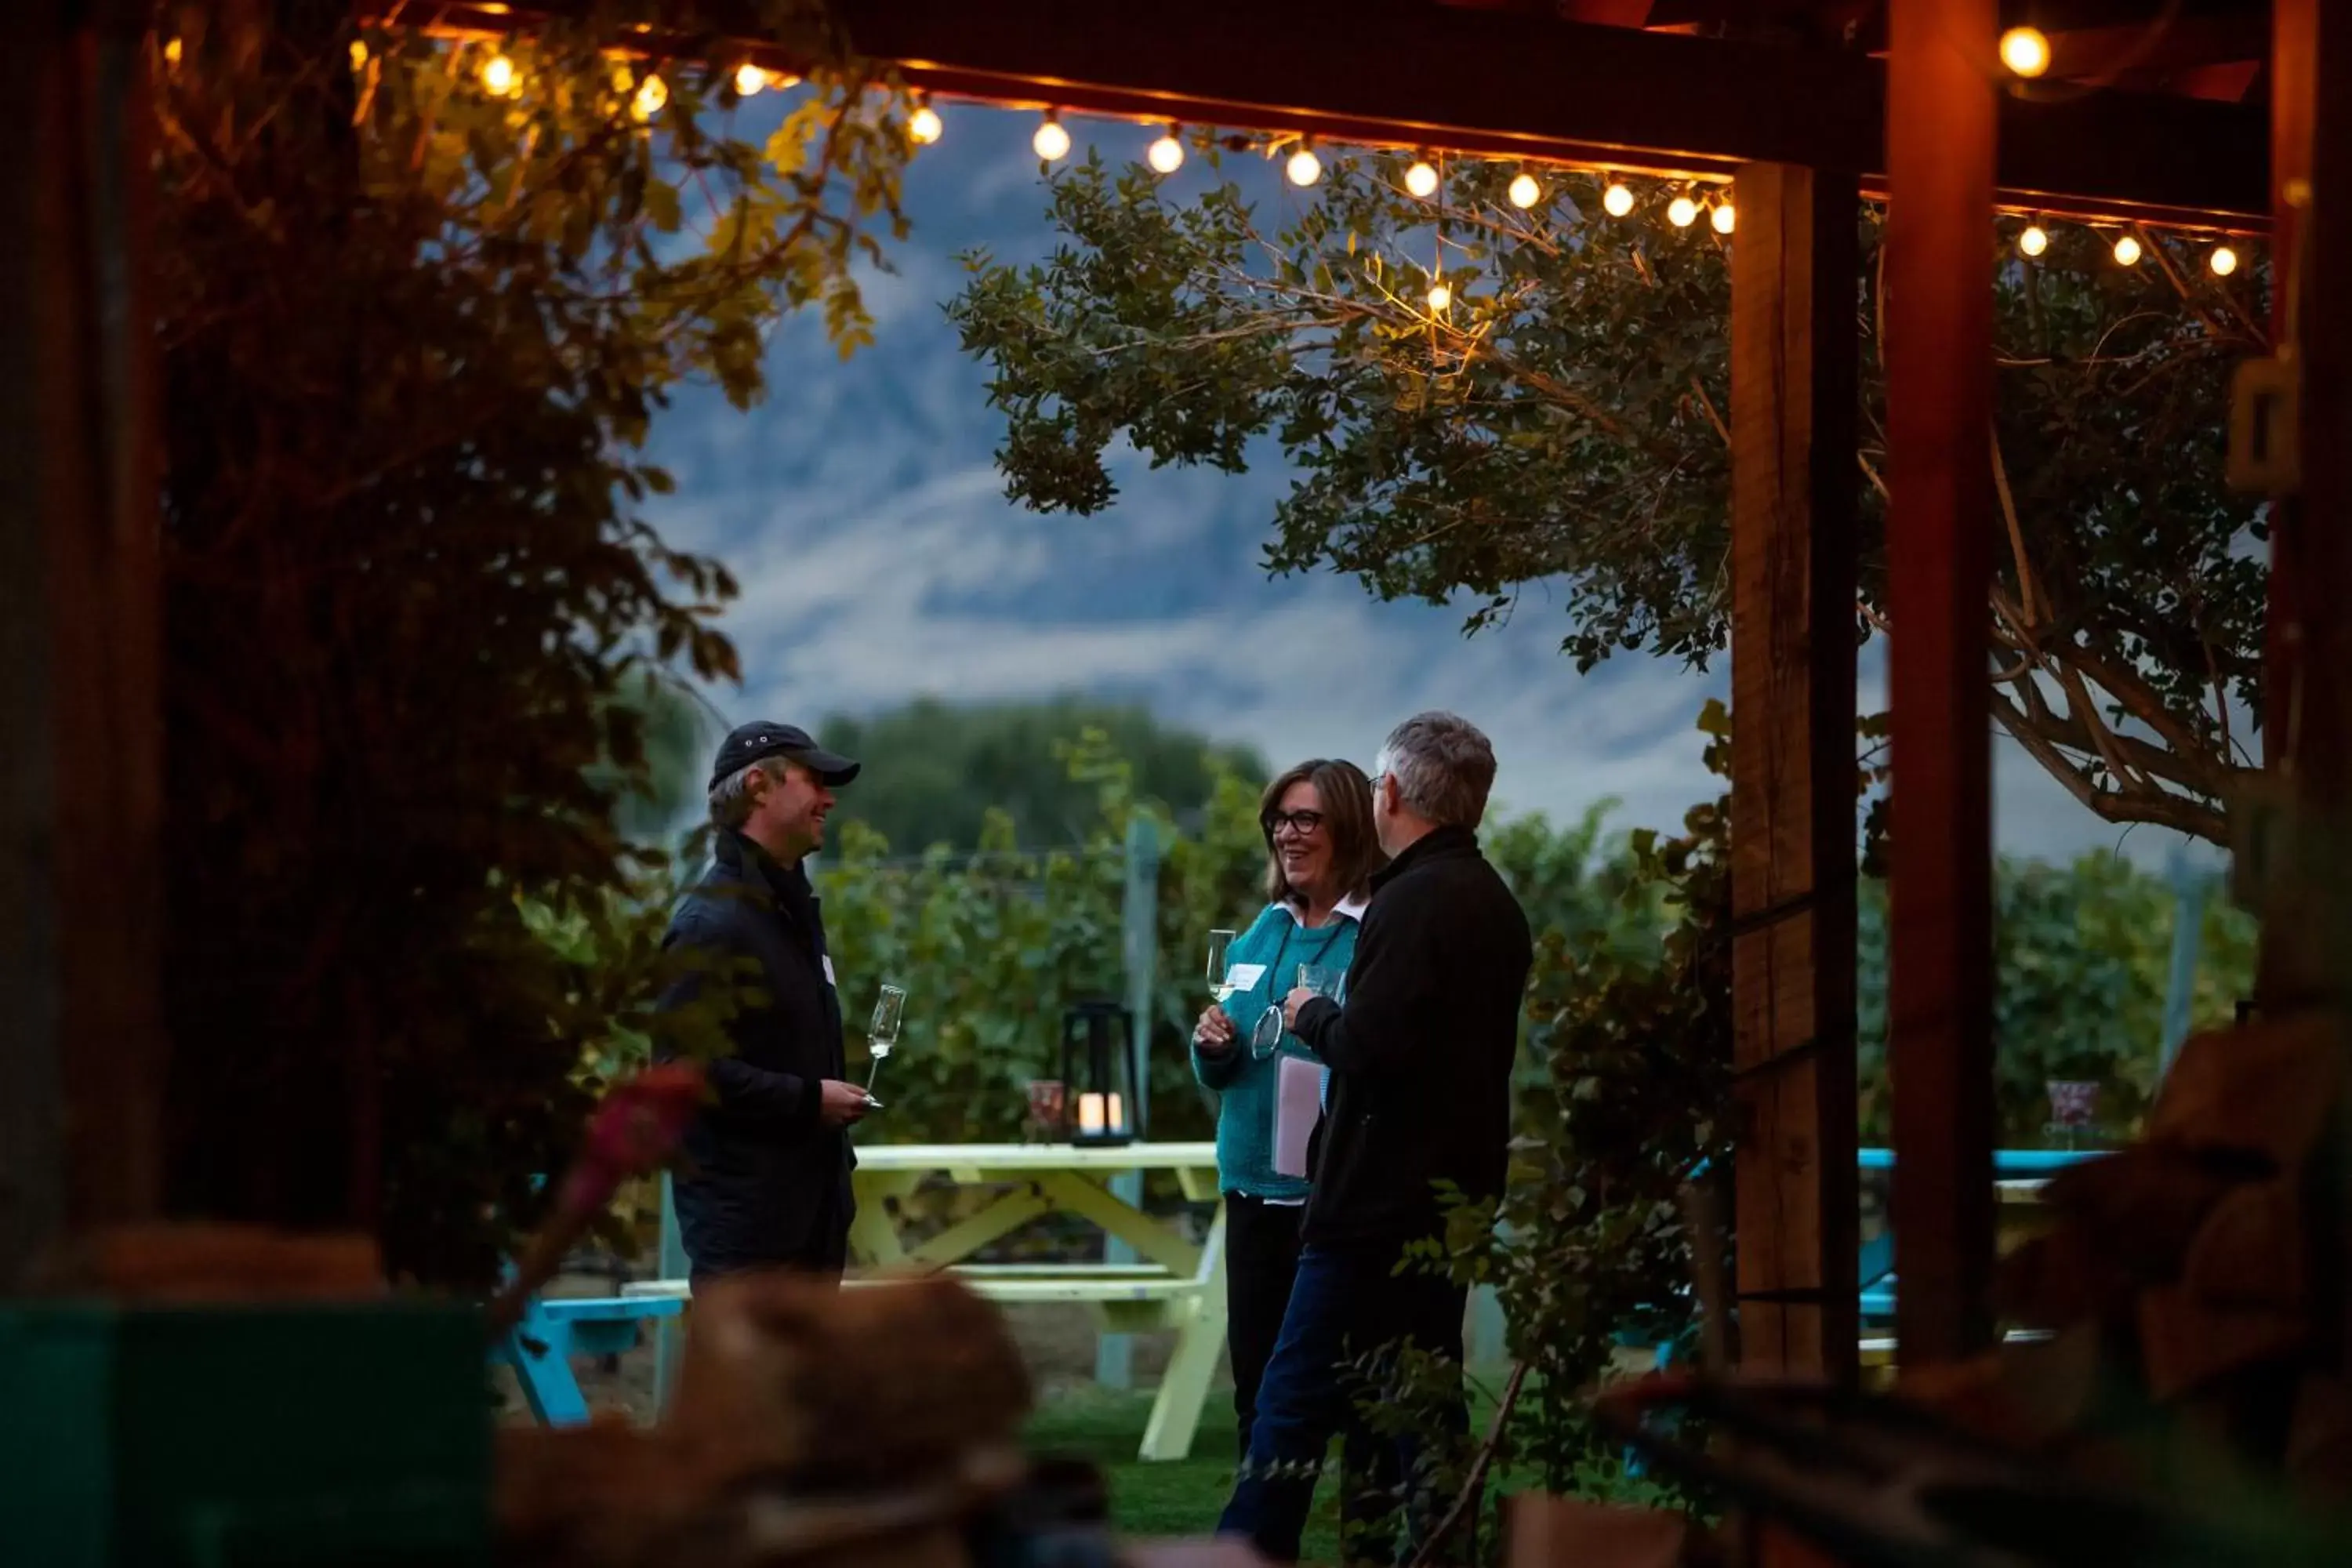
top-left (1290, 822), bottom-right (1534, 1253)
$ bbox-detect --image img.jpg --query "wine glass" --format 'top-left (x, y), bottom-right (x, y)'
top-left (1205, 931), bottom-right (1239, 1001)
top-left (864, 982), bottom-right (907, 1091)
top-left (1255, 963), bottom-right (1341, 1061)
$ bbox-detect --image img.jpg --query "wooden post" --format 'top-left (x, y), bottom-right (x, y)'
top-left (1727, 162), bottom-right (1860, 1388)
top-left (0, 3), bottom-right (165, 1287)
top-left (2259, 0), bottom-right (2313, 784)
top-left (2266, 0), bottom-right (2352, 1373)
top-left (1884, 0), bottom-right (1998, 1367)
top-left (1097, 816), bottom-right (1162, 1390)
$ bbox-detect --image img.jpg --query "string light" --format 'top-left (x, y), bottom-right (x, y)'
top-left (481, 53), bottom-right (519, 97)
top-left (1508, 171), bottom-right (1541, 209)
top-left (1405, 158), bottom-right (1439, 199)
top-left (2019, 223), bottom-right (2050, 257)
top-left (2210, 243), bottom-right (2240, 277)
top-left (1149, 125), bottom-right (1185, 175)
top-left (2112, 233), bottom-right (2143, 267)
top-left (345, 40), bottom-right (362, 71)
top-left (1602, 181), bottom-right (1635, 218)
top-left (1427, 279), bottom-right (1452, 313)
top-left (1286, 144), bottom-right (1323, 187)
top-left (1033, 111), bottom-right (1072, 162)
top-left (165, 36), bottom-right (184, 68)
top-left (909, 97), bottom-right (943, 145)
top-left (1999, 27), bottom-right (2052, 78)
top-left (734, 63), bottom-right (769, 96)
top-left (1711, 201), bottom-right (1736, 235)
top-left (631, 73), bottom-right (669, 122)
top-left (1667, 195), bottom-right (1700, 228)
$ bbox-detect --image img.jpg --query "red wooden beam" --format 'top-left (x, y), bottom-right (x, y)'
top-left (2261, 0), bottom-right (2313, 775)
top-left (1884, 0), bottom-right (1998, 1367)
top-left (0, 1), bottom-right (165, 1284)
top-left (400, 0), bottom-right (2270, 225)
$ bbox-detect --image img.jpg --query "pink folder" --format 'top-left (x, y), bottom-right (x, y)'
top-left (1272, 1056), bottom-right (1327, 1178)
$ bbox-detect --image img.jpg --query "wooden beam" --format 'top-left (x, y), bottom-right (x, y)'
top-left (2260, 0), bottom-right (2313, 776)
top-left (1885, 0), bottom-right (1998, 1367)
top-left (405, 0), bottom-right (2270, 224)
top-left (0, 3), bottom-right (165, 1286)
top-left (1727, 161), bottom-right (1861, 1389)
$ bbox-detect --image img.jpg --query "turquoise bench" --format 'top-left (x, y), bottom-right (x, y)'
top-left (492, 1290), bottom-right (684, 1425)
top-left (1855, 1146), bottom-right (2100, 1325)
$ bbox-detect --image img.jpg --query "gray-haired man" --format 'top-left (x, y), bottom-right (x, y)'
top-left (1218, 712), bottom-right (1534, 1563)
top-left (655, 722), bottom-right (873, 1283)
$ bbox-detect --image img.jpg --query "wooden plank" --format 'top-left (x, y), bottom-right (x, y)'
top-left (0, 2), bottom-right (164, 1287)
top-left (905, 1184), bottom-right (1056, 1269)
top-left (1885, 0), bottom-right (1999, 1367)
top-left (1727, 160), bottom-right (1860, 1388)
top-left (401, 0), bottom-right (2268, 224)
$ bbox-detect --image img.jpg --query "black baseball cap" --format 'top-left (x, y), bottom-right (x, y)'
top-left (707, 722), bottom-right (862, 793)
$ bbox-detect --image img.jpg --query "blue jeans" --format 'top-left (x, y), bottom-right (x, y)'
top-left (1217, 1243), bottom-right (1469, 1564)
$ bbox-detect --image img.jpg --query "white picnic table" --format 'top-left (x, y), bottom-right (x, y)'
top-left (632, 1141), bottom-right (1227, 1461)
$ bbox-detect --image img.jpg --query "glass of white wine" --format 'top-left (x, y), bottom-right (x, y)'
top-left (865, 982), bottom-right (907, 1094)
top-left (1206, 930), bottom-right (1239, 1001)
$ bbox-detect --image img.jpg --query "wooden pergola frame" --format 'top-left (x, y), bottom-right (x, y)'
top-left (7, 1), bottom-right (2346, 1406)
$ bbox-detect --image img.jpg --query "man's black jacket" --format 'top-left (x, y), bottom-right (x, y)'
top-left (655, 829), bottom-right (854, 1273)
top-left (1292, 824), bottom-right (1533, 1253)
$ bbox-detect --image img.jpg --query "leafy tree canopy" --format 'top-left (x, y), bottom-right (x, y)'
top-left (949, 148), bottom-right (2268, 844)
top-left (815, 695), bottom-right (1269, 853)
top-left (154, 0), bottom-right (923, 1283)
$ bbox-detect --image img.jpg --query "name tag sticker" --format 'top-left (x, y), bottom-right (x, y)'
top-left (1224, 963), bottom-right (1267, 992)
top-left (822, 955), bottom-right (837, 986)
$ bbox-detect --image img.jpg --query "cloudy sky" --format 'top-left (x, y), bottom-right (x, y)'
top-left (645, 98), bottom-right (2216, 869)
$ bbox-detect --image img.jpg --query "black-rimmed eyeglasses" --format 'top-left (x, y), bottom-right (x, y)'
top-left (1263, 810), bottom-right (1326, 838)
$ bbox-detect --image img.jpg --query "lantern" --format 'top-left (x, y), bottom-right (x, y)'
top-left (1059, 998), bottom-right (1138, 1146)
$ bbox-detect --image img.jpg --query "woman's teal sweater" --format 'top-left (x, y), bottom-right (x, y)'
top-left (1191, 899), bottom-right (1362, 1200)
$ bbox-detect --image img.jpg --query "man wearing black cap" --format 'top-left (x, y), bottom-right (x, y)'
top-left (655, 722), bottom-right (873, 1283)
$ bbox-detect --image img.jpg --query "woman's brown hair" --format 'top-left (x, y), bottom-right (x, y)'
top-left (1259, 758), bottom-right (1385, 908)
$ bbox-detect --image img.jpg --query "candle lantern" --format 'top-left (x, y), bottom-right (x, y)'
top-left (1059, 998), bottom-right (1138, 1146)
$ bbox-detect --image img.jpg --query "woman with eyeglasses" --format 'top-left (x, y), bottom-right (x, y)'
top-left (1191, 757), bottom-right (1385, 1461)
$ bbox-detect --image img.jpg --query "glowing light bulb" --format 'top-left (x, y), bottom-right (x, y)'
top-left (1404, 160), bottom-right (1439, 199)
top-left (2209, 244), bottom-right (2240, 278)
top-left (1602, 182), bottom-right (1635, 218)
top-left (165, 36), bottom-right (185, 68)
top-left (909, 103), bottom-right (943, 145)
top-left (481, 53), bottom-right (518, 97)
top-left (1148, 127), bottom-right (1185, 175)
top-left (1033, 114), bottom-right (1072, 162)
top-left (1667, 196), bottom-right (1699, 228)
top-left (631, 74), bottom-right (668, 122)
top-left (735, 63), bottom-right (768, 96)
top-left (1711, 201), bottom-right (1736, 235)
top-left (1427, 281), bottom-right (1452, 313)
top-left (2112, 233), bottom-right (2143, 267)
top-left (1508, 172), bottom-right (1541, 209)
top-left (2019, 223), bottom-right (2049, 257)
top-left (345, 40), bottom-right (363, 71)
top-left (1287, 147), bottom-right (1323, 187)
top-left (1999, 26), bottom-right (2051, 79)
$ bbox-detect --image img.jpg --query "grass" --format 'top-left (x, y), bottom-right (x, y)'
top-left (1024, 1387), bottom-right (1339, 1562)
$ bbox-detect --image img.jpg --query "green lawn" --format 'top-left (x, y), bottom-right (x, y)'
top-left (1024, 1388), bottom-right (1339, 1561)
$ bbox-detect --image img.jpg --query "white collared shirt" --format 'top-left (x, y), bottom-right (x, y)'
top-left (1280, 891), bottom-right (1369, 929)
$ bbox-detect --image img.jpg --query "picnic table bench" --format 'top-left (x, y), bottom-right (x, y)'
top-left (502, 1142), bottom-right (1226, 1460)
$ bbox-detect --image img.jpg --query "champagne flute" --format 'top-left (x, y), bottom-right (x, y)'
top-left (864, 982), bottom-right (907, 1093)
top-left (1205, 931), bottom-right (1239, 1001)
